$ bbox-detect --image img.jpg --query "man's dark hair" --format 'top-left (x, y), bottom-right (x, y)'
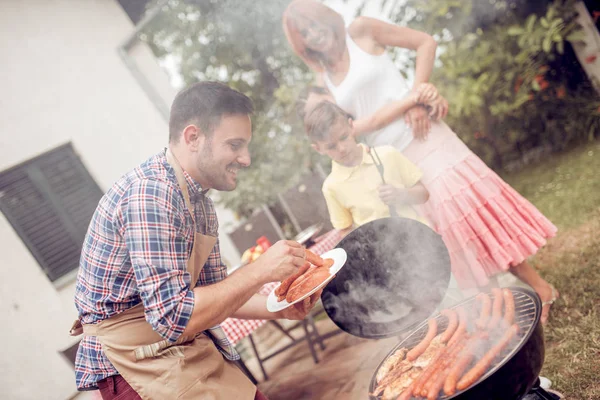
top-left (295, 85), bottom-right (331, 120)
top-left (304, 100), bottom-right (353, 142)
top-left (169, 81), bottom-right (254, 143)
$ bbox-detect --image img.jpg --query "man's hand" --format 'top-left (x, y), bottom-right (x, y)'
top-left (404, 105), bottom-right (431, 141)
top-left (276, 289), bottom-right (323, 320)
top-left (253, 240), bottom-right (306, 283)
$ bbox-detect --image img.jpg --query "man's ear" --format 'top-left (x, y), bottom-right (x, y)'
top-left (182, 124), bottom-right (201, 151)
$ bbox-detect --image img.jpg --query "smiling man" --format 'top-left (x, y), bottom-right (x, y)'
top-left (71, 82), bottom-right (316, 400)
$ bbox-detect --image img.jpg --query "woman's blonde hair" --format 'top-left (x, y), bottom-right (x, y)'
top-left (282, 0), bottom-right (347, 73)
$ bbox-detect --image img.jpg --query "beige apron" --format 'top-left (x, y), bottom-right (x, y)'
top-left (70, 149), bottom-right (255, 400)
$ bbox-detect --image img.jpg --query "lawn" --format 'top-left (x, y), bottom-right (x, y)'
top-left (502, 140), bottom-right (600, 400)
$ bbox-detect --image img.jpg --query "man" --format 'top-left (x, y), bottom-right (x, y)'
top-left (71, 82), bottom-right (317, 399)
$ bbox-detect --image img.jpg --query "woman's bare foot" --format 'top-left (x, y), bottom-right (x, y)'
top-left (509, 261), bottom-right (558, 324)
top-left (538, 284), bottom-right (559, 324)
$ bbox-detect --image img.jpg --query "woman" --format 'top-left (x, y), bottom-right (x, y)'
top-left (283, 0), bottom-right (559, 323)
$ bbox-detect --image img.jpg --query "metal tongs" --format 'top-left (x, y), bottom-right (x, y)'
top-left (367, 147), bottom-right (399, 218)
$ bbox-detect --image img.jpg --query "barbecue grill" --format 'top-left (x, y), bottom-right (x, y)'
top-left (368, 287), bottom-right (548, 400)
top-left (321, 218), bottom-right (560, 400)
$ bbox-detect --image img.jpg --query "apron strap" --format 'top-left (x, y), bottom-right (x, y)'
top-left (165, 148), bottom-right (195, 222)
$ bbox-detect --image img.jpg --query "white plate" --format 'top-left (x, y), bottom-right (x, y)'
top-left (266, 248), bottom-right (347, 312)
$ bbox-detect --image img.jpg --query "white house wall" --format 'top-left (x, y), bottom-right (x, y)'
top-left (0, 1), bottom-right (240, 398)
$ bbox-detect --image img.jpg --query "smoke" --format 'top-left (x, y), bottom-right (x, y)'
top-left (446, 291), bottom-right (526, 373)
top-left (322, 218), bottom-right (451, 338)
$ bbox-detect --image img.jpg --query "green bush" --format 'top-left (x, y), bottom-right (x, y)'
top-left (386, 0), bottom-right (600, 168)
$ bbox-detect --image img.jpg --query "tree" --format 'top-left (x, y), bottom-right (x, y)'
top-left (363, 0), bottom-right (600, 167)
top-left (141, 0), bottom-right (325, 218)
top-left (140, 0), bottom-right (600, 219)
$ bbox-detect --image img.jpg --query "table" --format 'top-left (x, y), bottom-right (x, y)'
top-left (305, 228), bottom-right (343, 257)
top-left (221, 283), bottom-right (276, 345)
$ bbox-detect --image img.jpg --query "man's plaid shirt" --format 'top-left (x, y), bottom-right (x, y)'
top-left (74, 149), bottom-right (237, 390)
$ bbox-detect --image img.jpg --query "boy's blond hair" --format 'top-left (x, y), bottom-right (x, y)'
top-left (304, 101), bottom-right (352, 142)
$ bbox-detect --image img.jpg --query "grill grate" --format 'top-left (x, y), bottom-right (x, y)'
top-left (371, 287), bottom-right (539, 399)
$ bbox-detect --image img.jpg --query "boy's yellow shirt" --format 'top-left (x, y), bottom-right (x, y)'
top-left (322, 144), bottom-right (428, 229)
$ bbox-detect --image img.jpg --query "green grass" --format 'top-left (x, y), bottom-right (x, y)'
top-left (539, 225), bottom-right (600, 400)
top-left (501, 140), bottom-right (600, 399)
top-left (502, 141), bottom-right (600, 230)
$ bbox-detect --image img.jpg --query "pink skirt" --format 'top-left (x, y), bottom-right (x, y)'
top-left (402, 122), bottom-right (557, 289)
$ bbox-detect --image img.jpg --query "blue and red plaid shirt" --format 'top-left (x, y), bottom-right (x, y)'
top-left (74, 149), bottom-right (235, 390)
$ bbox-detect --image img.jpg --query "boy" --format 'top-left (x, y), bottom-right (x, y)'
top-left (304, 101), bottom-right (430, 236)
top-left (305, 100), bottom-right (466, 309)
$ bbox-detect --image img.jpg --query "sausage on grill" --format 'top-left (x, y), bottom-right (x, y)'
top-left (422, 336), bottom-right (469, 398)
top-left (447, 307), bottom-right (467, 348)
top-left (440, 309), bottom-right (459, 343)
top-left (421, 336), bottom-right (468, 397)
top-left (406, 319), bottom-right (438, 361)
top-left (487, 288), bottom-right (504, 330)
top-left (412, 340), bottom-right (455, 396)
top-left (443, 331), bottom-right (489, 396)
top-left (503, 288), bottom-right (515, 325)
top-left (475, 293), bottom-right (492, 330)
top-left (456, 324), bottom-right (520, 391)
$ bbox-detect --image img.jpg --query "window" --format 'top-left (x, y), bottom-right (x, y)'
top-left (0, 144), bottom-right (103, 283)
top-left (118, 0), bottom-right (152, 24)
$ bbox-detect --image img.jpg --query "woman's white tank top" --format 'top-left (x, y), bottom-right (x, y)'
top-left (324, 34), bottom-right (413, 151)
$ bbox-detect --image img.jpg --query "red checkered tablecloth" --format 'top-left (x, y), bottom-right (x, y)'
top-left (306, 228), bottom-right (343, 256)
top-left (220, 282), bottom-right (276, 345)
top-left (221, 229), bottom-right (343, 345)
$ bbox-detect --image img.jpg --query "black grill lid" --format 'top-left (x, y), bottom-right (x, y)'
top-left (321, 217), bottom-right (451, 339)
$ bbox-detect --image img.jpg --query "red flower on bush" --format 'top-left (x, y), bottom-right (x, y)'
top-left (556, 86), bottom-right (566, 99)
top-left (534, 75), bottom-right (549, 91)
top-left (585, 54), bottom-right (598, 64)
top-left (514, 76), bottom-right (523, 93)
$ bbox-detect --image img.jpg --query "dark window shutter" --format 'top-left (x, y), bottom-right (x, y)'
top-left (60, 341), bottom-right (81, 367)
top-left (0, 144), bottom-right (104, 282)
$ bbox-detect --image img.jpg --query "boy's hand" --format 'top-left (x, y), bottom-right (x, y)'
top-left (378, 184), bottom-right (408, 206)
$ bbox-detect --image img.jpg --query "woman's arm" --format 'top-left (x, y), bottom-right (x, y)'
top-left (352, 85), bottom-right (440, 137)
top-left (349, 17), bottom-right (438, 90)
top-left (353, 96), bottom-right (420, 137)
top-left (348, 18), bottom-right (444, 137)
